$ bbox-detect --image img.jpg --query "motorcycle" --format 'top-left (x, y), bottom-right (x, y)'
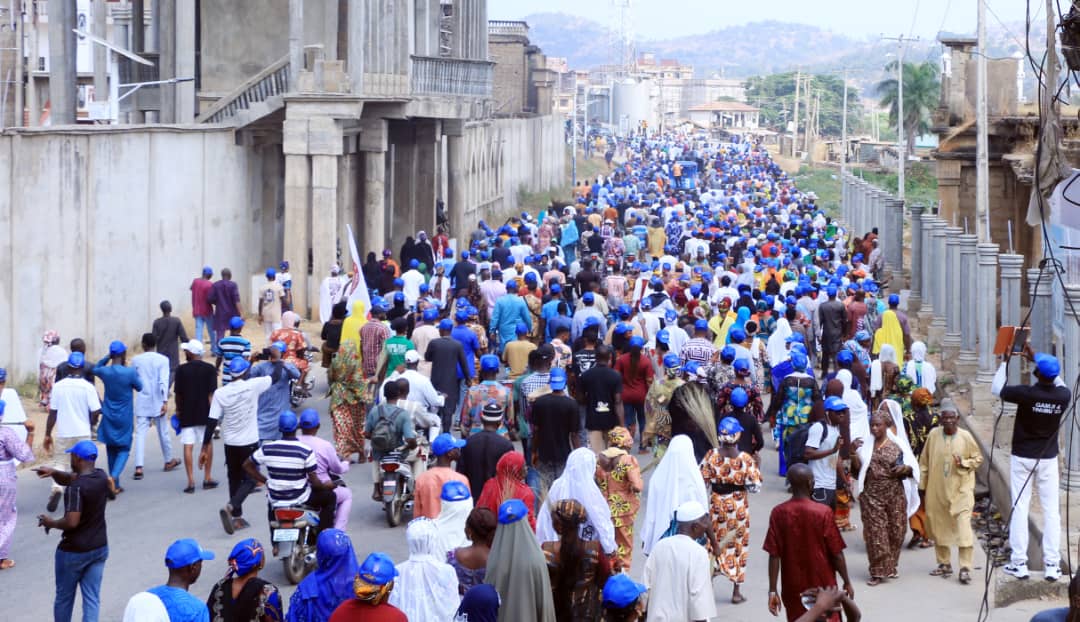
top-left (379, 444), bottom-right (426, 527)
top-left (289, 347), bottom-right (319, 407)
top-left (269, 505), bottom-right (320, 584)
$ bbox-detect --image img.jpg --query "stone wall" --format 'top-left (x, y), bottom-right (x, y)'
top-left (489, 37), bottom-right (528, 114)
top-left (0, 126), bottom-right (282, 381)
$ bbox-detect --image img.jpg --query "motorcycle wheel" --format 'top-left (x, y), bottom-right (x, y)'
top-left (385, 498), bottom-right (403, 527)
top-left (283, 543), bottom-right (310, 584)
top-left (289, 391), bottom-right (303, 408)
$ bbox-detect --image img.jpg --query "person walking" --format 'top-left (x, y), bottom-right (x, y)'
top-left (202, 357), bottom-right (273, 534)
top-left (816, 285), bottom-right (847, 378)
top-left (485, 499), bottom-right (557, 622)
top-left (44, 353), bottom-right (102, 512)
top-left (249, 342), bottom-right (300, 443)
top-left (91, 340), bottom-right (143, 495)
top-left (919, 399), bottom-right (984, 585)
top-left (530, 369), bottom-right (582, 488)
top-left (425, 319), bottom-right (471, 433)
top-left (258, 267), bottom-right (286, 343)
top-left (580, 346), bottom-right (624, 453)
top-left (327, 341), bottom-right (366, 463)
top-left (993, 350), bottom-right (1071, 581)
top-left (458, 403), bottom-right (514, 495)
top-left (0, 400), bottom-right (34, 569)
top-left (132, 333), bottom-right (179, 481)
top-left (216, 317), bottom-right (251, 384)
top-left (542, 499), bottom-right (610, 622)
top-left (190, 266), bottom-right (216, 347)
top-left (764, 463), bottom-right (854, 622)
top-left (35, 440), bottom-right (111, 622)
top-left (152, 300), bottom-right (189, 387)
top-left (174, 340), bottom-right (218, 494)
top-left (594, 426), bottom-right (643, 572)
top-left (642, 500), bottom-right (717, 622)
top-left (414, 433), bottom-right (471, 519)
top-left (476, 451), bottom-right (537, 531)
top-left (205, 539), bottom-right (284, 621)
top-left (125, 538), bottom-right (214, 622)
top-left (207, 268), bottom-right (243, 357)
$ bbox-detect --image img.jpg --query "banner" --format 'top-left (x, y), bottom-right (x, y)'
top-left (344, 224), bottom-right (371, 315)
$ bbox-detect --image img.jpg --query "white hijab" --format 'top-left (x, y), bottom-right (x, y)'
top-left (869, 343), bottom-right (897, 394)
top-left (389, 518), bottom-right (461, 622)
top-left (434, 496), bottom-right (474, 558)
top-left (639, 435), bottom-right (708, 556)
top-left (766, 317), bottom-right (793, 367)
top-left (536, 448), bottom-right (617, 554)
top-left (904, 341), bottom-right (937, 395)
top-left (837, 370), bottom-right (869, 431)
top-left (855, 400), bottom-right (922, 518)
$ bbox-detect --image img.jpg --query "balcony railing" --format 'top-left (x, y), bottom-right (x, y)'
top-left (410, 56), bottom-right (493, 98)
top-left (199, 55), bottom-right (289, 124)
top-left (488, 20), bottom-right (529, 38)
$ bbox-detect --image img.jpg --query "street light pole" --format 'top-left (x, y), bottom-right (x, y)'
top-left (975, 0), bottom-right (990, 241)
top-left (571, 83), bottom-right (578, 187)
top-left (841, 67), bottom-right (848, 187)
top-left (882, 34), bottom-right (916, 200)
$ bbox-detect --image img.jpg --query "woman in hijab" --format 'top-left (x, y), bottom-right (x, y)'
top-left (542, 499), bottom-right (611, 622)
top-left (362, 252), bottom-right (381, 292)
top-left (38, 330), bottom-right (66, 408)
top-left (206, 539), bottom-right (283, 622)
top-left (869, 343), bottom-right (901, 410)
top-left (448, 507), bottom-right (497, 595)
top-left (765, 311), bottom-right (792, 372)
top-left (435, 481), bottom-right (476, 556)
top-left (836, 369), bottom-right (869, 532)
top-left (594, 427), bottom-right (644, 572)
top-left (400, 236), bottom-right (418, 270)
top-left (477, 452), bottom-right (536, 530)
top-left (454, 584), bottom-right (500, 622)
top-left (639, 434), bottom-right (709, 556)
top-left (389, 518), bottom-right (461, 621)
top-left (329, 552), bottom-right (404, 621)
top-left (725, 306), bottom-right (751, 344)
top-left (328, 337), bottom-right (366, 462)
top-left (339, 300), bottom-right (367, 349)
top-left (904, 341), bottom-right (937, 396)
top-left (536, 448), bottom-right (617, 556)
top-left (486, 499), bottom-right (557, 622)
top-left (287, 529), bottom-right (359, 622)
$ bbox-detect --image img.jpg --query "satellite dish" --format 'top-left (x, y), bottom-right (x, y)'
top-left (72, 29), bottom-right (154, 66)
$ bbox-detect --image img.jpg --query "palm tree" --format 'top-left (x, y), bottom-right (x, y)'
top-left (876, 61), bottom-right (940, 155)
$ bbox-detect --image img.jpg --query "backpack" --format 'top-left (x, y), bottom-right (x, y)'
top-left (785, 421), bottom-right (829, 467)
top-left (369, 404), bottom-right (401, 453)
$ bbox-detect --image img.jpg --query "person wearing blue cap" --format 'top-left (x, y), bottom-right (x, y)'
top-left (766, 346), bottom-right (825, 477)
top-left (206, 538), bottom-right (285, 620)
top-left (503, 322), bottom-right (538, 380)
top-left (89, 340), bottom-right (142, 494)
top-left (681, 318), bottom-right (718, 367)
top-left (258, 267), bottom-right (287, 342)
top-left (450, 247), bottom-right (477, 292)
top-left (601, 573), bottom-right (647, 620)
top-left (208, 268), bottom-right (243, 357)
top-left (329, 551), bottom-right (405, 620)
top-left (43, 351), bottom-right (103, 512)
top-left (248, 341), bottom-right (301, 445)
top-left (244, 411), bottom-right (340, 545)
top-left (35, 439), bottom-right (111, 622)
top-left (296, 409), bottom-right (353, 531)
top-left (489, 276), bottom-right (531, 353)
top-left (400, 257), bottom-right (427, 308)
top-left (425, 318), bottom-right (471, 433)
top-left (817, 282), bottom-right (847, 378)
top-left (993, 346), bottom-right (1071, 581)
top-left (485, 499), bottom-right (557, 622)
top-left (413, 433), bottom-right (470, 519)
top-left (571, 289), bottom-right (607, 343)
top-left (125, 538), bottom-right (214, 622)
top-left (215, 316), bottom-right (252, 385)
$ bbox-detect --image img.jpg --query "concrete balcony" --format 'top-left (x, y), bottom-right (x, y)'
top-left (410, 55), bottom-right (493, 99)
top-left (488, 20), bottom-right (529, 38)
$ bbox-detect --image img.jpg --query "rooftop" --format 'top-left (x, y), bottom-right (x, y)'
top-left (689, 101), bottom-right (760, 112)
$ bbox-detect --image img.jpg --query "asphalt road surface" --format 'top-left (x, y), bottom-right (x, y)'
top-left (2, 372), bottom-right (1063, 621)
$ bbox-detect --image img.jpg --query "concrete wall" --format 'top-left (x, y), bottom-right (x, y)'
top-left (490, 38), bottom-right (528, 114)
top-left (0, 126), bottom-right (282, 381)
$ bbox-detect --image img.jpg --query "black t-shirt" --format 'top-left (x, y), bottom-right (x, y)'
top-left (576, 269), bottom-right (600, 295)
top-left (174, 360), bottom-right (219, 427)
top-left (532, 393), bottom-right (581, 467)
top-left (1002, 382), bottom-right (1072, 459)
top-left (571, 348), bottom-right (597, 379)
top-left (458, 431), bottom-right (514, 494)
top-left (59, 468), bottom-right (109, 553)
top-left (580, 365), bottom-right (622, 431)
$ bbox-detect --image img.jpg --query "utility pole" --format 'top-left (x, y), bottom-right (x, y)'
top-left (571, 83), bottom-right (577, 187)
top-left (841, 68), bottom-right (849, 187)
top-left (975, 0), bottom-right (990, 241)
top-left (882, 34), bottom-right (916, 200)
top-left (792, 69), bottom-right (801, 157)
top-left (804, 77), bottom-right (813, 155)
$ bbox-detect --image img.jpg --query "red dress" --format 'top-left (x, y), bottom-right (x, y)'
top-left (762, 498), bottom-right (846, 622)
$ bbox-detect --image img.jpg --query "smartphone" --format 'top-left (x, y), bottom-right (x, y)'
top-left (1011, 328), bottom-right (1030, 354)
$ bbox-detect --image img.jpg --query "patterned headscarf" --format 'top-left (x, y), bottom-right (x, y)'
top-left (911, 387), bottom-right (933, 408)
top-left (553, 499), bottom-right (588, 525)
top-left (353, 575), bottom-right (393, 604)
top-left (607, 426), bottom-right (633, 450)
top-left (895, 374), bottom-right (915, 396)
top-left (227, 538), bottom-right (265, 577)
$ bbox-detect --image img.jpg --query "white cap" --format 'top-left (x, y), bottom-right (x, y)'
top-left (404, 350), bottom-right (421, 364)
top-left (180, 339), bottom-right (204, 356)
top-left (675, 500), bottom-right (707, 522)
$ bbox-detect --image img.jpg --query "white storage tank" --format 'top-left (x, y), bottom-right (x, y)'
top-left (612, 80), bottom-right (654, 135)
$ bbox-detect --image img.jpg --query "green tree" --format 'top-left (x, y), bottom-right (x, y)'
top-left (876, 61), bottom-right (940, 155)
top-left (744, 72), bottom-right (863, 137)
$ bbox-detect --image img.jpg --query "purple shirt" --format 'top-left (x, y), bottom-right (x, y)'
top-left (298, 433), bottom-right (349, 481)
top-left (209, 279), bottom-right (241, 329)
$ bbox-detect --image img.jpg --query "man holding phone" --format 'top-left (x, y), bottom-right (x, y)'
top-left (993, 344), bottom-right (1071, 581)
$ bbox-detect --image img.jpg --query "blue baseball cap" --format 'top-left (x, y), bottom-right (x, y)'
top-left (663, 353), bottom-right (681, 368)
top-left (515, 322), bottom-right (529, 335)
top-left (202, 266), bottom-right (213, 275)
top-left (602, 574), bottom-right (647, 609)
top-left (790, 350), bottom-right (808, 371)
top-left (614, 323), bottom-right (631, 336)
top-left (409, 258), bottom-right (419, 269)
top-left (422, 308), bottom-right (439, 322)
top-left (825, 396), bottom-right (848, 412)
top-left (855, 330), bottom-right (871, 342)
top-left (665, 309), bottom-right (678, 322)
top-left (438, 319), bottom-right (454, 331)
top-left (888, 294), bottom-right (900, 306)
top-left (582, 292), bottom-right (595, 304)
top-left (228, 357), bottom-right (250, 376)
top-left (67, 352), bottom-right (85, 369)
top-left (656, 329), bottom-right (670, 345)
top-left (498, 499), bottom-right (529, 525)
top-left (694, 319), bottom-right (709, 332)
top-left (0, 368), bottom-right (6, 382)
top-left (729, 328), bottom-right (746, 343)
top-left (393, 292), bottom-right (405, 303)
top-left (165, 538), bottom-right (215, 569)
top-left (618, 304), bottom-right (632, 319)
top-left (455, 309), bottom-right (470, 322)
top-left (837, 349), bottom-right (854, 365)
top-left (108, 340), bottom-right (126, 356)
top-left (278, 411), bottom-right (299, 433)
top-left (584, 316), bottom-right (601, 329)
top-left (480, 354), bottom-right (500, 373)
top-left (357, 552), bottom-right (398, 587)
top-left (393, 278), bottom-right (405, 289)
top-left (431, 432), bottom-right (466, 456)
top-left (718, 416), bottom-right (744, 435)
top-left (265, 267), bottom-right (276, 279)
top-left (720, 345), bottom-right (736, 363)
top-left (628, 335), bottom-right (645, 349)
top-left (730, 386), bottom-right (749, 408)
top-left (785, 333), bottom-right (805, 344)
top-left (826, 285), bottom-right (838, 297)
top-left (550, 283), bottom-right (561, 293)
top-left (65, 439), bottom-right (98, 460)
top-left (733, 358), bottom-right (750, 375)
top-left (440, 480), bottom-right (471, 502)
top-left (549, 368), bottom-right (568, 390)
top-left (299, 409), bottom-right (320, 429)
top-left (229, 316), bottom-right (245, 330)
top-left (270, 341), bottom-right (287, 354)
top-left (1035, 353), bottom-right (1061, 379)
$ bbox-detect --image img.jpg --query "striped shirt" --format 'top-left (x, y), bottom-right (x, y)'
top-left (680, 338), bottom-right (718, 366)
top-left (218, 335), bottom-right (252, 384)
top-left (250, 439), bottom-right (316, 507)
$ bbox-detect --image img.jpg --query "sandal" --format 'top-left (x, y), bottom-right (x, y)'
top-left (959, 569), bottom-right (972, 585)
top-left (133, 469), bottom-right (144, 480)
top-left (183, 486), bottom-right (196, 494)
top-left (919, 540), bottom-right (934, 549)
top-left (0, 559), bottom-right (14, 570)
top-left (202, 480), bottom-right (220, 490)
top-left (866, 577), bottom-right (883, 586)
top-left (163, 459), bottom-right (180, 472)
top-left (930, 564), bottom-right (953, 578)
top-left (888, 571), bottom-right (900, 579)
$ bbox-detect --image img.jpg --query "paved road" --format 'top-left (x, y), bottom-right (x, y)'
top-left (2, 371), bottom-right (1063, 621)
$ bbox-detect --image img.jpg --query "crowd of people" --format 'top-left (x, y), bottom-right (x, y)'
top-left (0, 129), bottom-right (1075, 622)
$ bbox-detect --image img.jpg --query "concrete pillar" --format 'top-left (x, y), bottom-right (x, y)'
top-left (956, 234), bottom-right (979, 380)
top-left (927, 219), bottom-right (948, 347)
top-left (289, 0), bottom-right (305, 91)
top-left (284, 153), bottom-right (311, 318)
top-left (448, 135), bottom-right (468, 247)
top-left (415, 120), bottom-right (440, 239)
top-left (999, 254), bottom-right (1025, 388)
top-left (892, 198), bottom-right (905, 281)
top-left (1060, 284), bottom-right (1080, 491)
top-left (175, 0), bottom-right (196, 122)
top-left (975, 243), bottom-right (1000, 382)
top-left (129, 0), bottom-right (145, 123)
top-left (311, 154), bottom-right (339, 318)
top-left (1028, 268), bottom-right (1054, 355)
top-left (159, 0), bottom-right (176, 122)
top-left (92, 0), bottom-right (107, 101)
top-left (48, 0), bottom-right (77, 124)
top-left (363, 151), bottom-right (387, 255)
top-left (942, 227), bottom-right (964, 363)
top-left (908, 204), bottom-right (924, 312)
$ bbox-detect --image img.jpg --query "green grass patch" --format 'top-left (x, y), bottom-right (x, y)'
top-left (794, 162), bottom-right (938, 218)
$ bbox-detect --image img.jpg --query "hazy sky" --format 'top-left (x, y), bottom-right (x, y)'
top-left (489, 0), bottom-right (1035, 41)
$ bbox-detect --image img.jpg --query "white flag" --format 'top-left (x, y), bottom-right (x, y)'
top-left (344, 224), bottom-right (371, 314)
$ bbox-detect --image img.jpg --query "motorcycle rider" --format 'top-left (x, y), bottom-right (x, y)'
top-left (365, 381), bottom-right (418, 502)
top-left (297, 409), bottom-right (352, 530)
top-left (242, 411), bottom-right (340, 553)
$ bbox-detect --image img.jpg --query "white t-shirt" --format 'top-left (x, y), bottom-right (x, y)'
top-left (805, 421), bottom-right (841, 490)
top-left (400, 269), bottom-right (427, 306)
top-left (50, 377), bottom-right (101, 438)
top-left (207, 376), bottom-right (272, 446)
top-left (643, 533), bottom-right (716, 622)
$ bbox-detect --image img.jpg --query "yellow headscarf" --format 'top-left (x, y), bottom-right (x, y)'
top-left (872, 309), bottom-right (905, 357)
top-left (340, 301), bottom-right (368, 348)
